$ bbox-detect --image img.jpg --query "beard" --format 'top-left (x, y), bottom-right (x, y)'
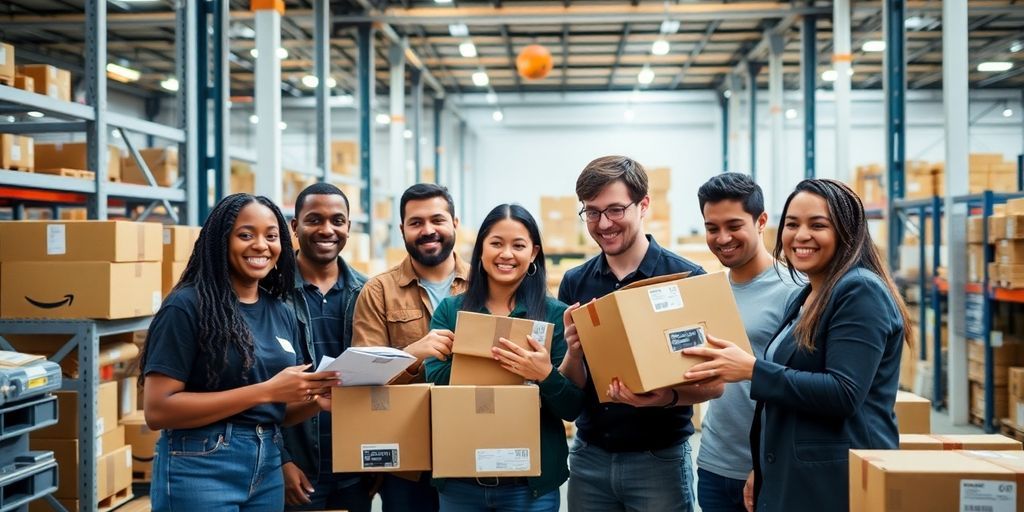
top-left (405, 232), bottom-right (456, 267)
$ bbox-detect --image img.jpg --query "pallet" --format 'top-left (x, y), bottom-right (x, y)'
top-left (0, 76), bottom-right (13, 87)
top-left (969, 414), bottom-right (986, 428)
top-left (116, 497), bottom-right (151, 512)
top-left (35, 168), bottom-right (95, 180)
top-left (98, 485), bottom-right (133, 512)
top-left (999, 419), bottom-right (1024, 442)
top-left (3, 164), bottom-right (34, 172)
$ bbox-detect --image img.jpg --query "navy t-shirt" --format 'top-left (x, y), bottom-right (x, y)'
top-left (143, 285), bottom-right (303, 426)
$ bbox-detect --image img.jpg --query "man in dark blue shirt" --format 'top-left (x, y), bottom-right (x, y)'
top-left (558, 156), bottom-right (724, 512)
top-left (281, 183), bottom-right (369, 511)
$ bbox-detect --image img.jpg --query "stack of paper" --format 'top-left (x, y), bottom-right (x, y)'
top-left (316, 346), bottom-right (417, 386)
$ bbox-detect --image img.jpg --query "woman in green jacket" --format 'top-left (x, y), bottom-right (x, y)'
top-left (425, 203), bottom-right (584, 512)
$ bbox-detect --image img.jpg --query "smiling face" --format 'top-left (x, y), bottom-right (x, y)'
top-left (291, 193), bottom-right (349, 265)
top-left (703, 199), bottom-right (767, 269)
top-left (480, 218), bottom-right (539, 289)
top-left (400, 196), bottom-right (458, 267)
top-left (581, 180), bottom-right (648, 257)
top-left (228, 202), bottom-right (283, 287)
top-left (781, 191), bottom-right (837, 279)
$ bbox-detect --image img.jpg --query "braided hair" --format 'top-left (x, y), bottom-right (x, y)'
top-left (140, 194), bottom-right (295, 387)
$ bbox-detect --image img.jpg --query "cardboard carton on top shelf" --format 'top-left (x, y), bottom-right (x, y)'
top-left (0, 220), bottom-right (162, 263)
top-left (15, 64), bottom-right (71, 102)
top-left (34, 142), bottom-right (121, 181)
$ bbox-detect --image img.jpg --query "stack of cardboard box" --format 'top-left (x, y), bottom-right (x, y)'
top-left (16, 64), bottom-right (71, 102)
top-left (30, 381), bottom-right (133, 511)
top-left (905, 161), bottom-right (939, 200)
top-left (230, 160), bottom-right (255, 194)
top-left (540, 196), bottom-right (582, 253)
top-left (644, 167), bottom-right (672, 245)
top-left (970, 153), bottom-right (1019, 193)
top-left (852, 164), bottom-right (885, 205)
top-left (966, 340), bottom-right (1022, 426)
top-left (282, 170), bottom-right (317, 204)
top-left (34, 142), bottom-right (122, 182)
top-left (0, 133), bottom-right (34, 171)
top-left (161, 225), bottom-right (201, 297)
top-left (0, 41), bottom-right (14, 86)
top-left (894, 390), bottom-right (931, 434)
top-left (0, 221), bottom-right (163, 319)
top-left (1010, 367), bottom-right (1024, 432)
top-left (967, 214), bottom-right (986, 283)
top-left (331, 140), bottom-right (358, 176)
top-left (121, 147), bottom-right (178, 187)
top-left (997, 198), bottom-right (1024, 289)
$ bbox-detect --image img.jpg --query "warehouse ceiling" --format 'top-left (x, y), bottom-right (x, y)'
top-left (0, 0), bottom-right (1022, 100)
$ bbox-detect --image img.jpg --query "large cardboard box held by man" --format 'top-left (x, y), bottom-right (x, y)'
top-left (1, 261), bottom-right (161, 319)
top-left (0, 221), bottom-right (162, 262)
top-left (570, 271), bottom-right (751, 402)
top-left (431, 385), bottom-right (540, 478)
top-left (331, 385), bottom-right (432, 472)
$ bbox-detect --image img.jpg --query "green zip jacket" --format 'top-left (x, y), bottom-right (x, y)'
top-left (424, 294), bottom-right (584, 499)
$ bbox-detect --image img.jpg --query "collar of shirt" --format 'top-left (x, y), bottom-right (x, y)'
top-left (595, 234), bottom-right (663, 281)
top-left (397, 251), bottom-right (470, 288)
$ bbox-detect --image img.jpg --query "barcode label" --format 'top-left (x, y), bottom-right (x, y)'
top-left (164, 228), bottom-right (172, 245)
top-left (531, 322), bottom-right (549, 346)
top-left (47, 224), bottom-right (66, 255)
top-left (361, 443), bottom-right (400, 469)
top-left (10, 143), bottom-right (20, 162)
top-left (960, 480), bottom-right (1015, 512)
top-left (648, 285), bottom-right (683, 312)
top-left (476, 448), bottom-right (531, 472)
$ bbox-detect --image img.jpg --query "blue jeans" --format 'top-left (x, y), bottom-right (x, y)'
top-left (439, 480), bottom-right (559, 512)
top-left (151, 423), bottom-right (283, 512)
top-left (697, 468), bottom-right (747, 512)
top-left (567, 437), bottom-right (694, 512)
top-left (381, 473), bottom-right (439, 512)
top-left (287, 473), bottom-right (373, 512)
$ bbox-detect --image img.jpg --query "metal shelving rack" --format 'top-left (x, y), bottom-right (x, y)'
top-left (0, 317), bottom-right (152, 512)
top-left (0, 0), bottom-right (197, 224)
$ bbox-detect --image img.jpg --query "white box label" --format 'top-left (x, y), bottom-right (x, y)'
top-left (475, 448), bottom-right (531, 472)
top-left (361, 443), bottom-right (400, 469)
top-left (0, 46), bottom-right (6, 66)
top-left (648, 284), bottom-right (683, 312)
top-left (152, 291), bottom-right (161, 312)
top-left (95, 436), bottom-right (102, 456)
top-left (960, 479), bottom-right (1016, 512)
top-left (163, 228), bottom-right (172, 245)
top-left (10, 143), bottom-right (20, 162)
top-left (46, 224), bottom-right (66, 255)
top-left (48, 83), bottom-right (57, 98)
top-left (531, 322), bottom-right (549, 346)
top-left (96, 417), bottom-right (105, 434)
top-left (1016, 403), bottom-right (1024, 428)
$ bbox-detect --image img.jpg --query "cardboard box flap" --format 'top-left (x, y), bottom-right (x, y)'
top-left (620, 271), bottom-right (692, 291)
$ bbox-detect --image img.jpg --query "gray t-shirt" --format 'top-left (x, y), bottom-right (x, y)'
top-left (696, 264), bottom-right (801, 481)
top-left (420, 272), bottom-right (456, 311)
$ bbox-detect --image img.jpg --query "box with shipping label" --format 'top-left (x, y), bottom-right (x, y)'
top-left (3, 332), bottom-right (137, 379)
top-left (0, 42), bottom-right (13, 81)
top-left (121, 147), bottom-right (179, 186)
top-left (450, 354), bottom-right (527, 386)
top-left (15, 64), bottom-right (71, 102)
top-left (967, 244), bottom-right (986, 283)
top-left (331, 384), bottom-right (431, 472)
top-left (849, 449), bottom-right (1024, 512)
top-left (1, 261), bottom-right (161, 319)
top-left (898, 434), bottom-right (1022, 451)
top-left (35, 380), bottom-right (119, 439)
top-left (570, 271), bottom-right (751, 402)
top-left (905, 170), bottom-right (936, 199)
top-left (894, 391), bottom-right (931, 434)
top-left (118, 376), bottom-right (138, 419)
top-left (34, 142), bottom-right (121, 180)
top-left (0, 221), bottom-right (162, 262)
top-left (163, 225), bottom-right (201, 262)
top-left (29, 439), bottom-right (131, 502)
top-left (431, 385), bottom-right (540, 478)
top-left (0, 134), bottom-right (34, 171)
top-left (453, 311), bottom-right (554, 360)
top-left (120, 410), bottom-right (159, 477)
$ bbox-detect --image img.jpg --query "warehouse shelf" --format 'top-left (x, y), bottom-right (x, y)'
top-left (0, 170), bottom-right (185, 203)
top-left (0, 85), bottom-right (94, 121)
top-left (934, 277), bottom-right (1024, 304)
top-left (0, 316), bottom-right (152, 511)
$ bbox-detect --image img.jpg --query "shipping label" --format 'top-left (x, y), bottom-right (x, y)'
top-left (648, 285), bottom-right (683, 312)
top-left (960, 479), bottom-right (1016, 512)
top-left (475, 448), bottom-right (531, 472)
top-left (531, 322), bottom-right (549, 346)
top-left (666, 325), bottom-right (706, 352)
top-left (46, 224), bottom-right (66, 255)
top-left (361, 443), bottom-right (400, 469)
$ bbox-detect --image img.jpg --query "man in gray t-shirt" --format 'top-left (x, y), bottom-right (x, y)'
top-left (695, 173), bottom-right (800, 512)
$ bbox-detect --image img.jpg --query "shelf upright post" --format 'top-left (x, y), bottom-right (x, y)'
top-left (314, 0), bottom-right (331, 184)
top-left (917, 205), bottom-right (926, 361)
top-left (884, 0), bottom-right (906, 269)
top-left (389, 40), bottom-right (407, 192)
top-left (931, 194), bottom-right (944, 408)
top-left (433, 96), bottom-right (444, 184)
top-left (981, 191), bottom-right (996, 432)
top-left (411, 68), bottom-right (423, 183)
top-left (177, 0), bottom-right (199, 226)
top-left (833, 0), bottom-right (852, 183)
top-left (84, 0), bottom-right (108, 220)
top-left (194, 0), bottom-right (211, 222)
top-left (213, 0), bottom-right (231, 203)
top-left (720, 91), bottom-right (729, 172)
top-left (253, 0), bottom-right (284, 205)
top-left (357, 23), bottom-right (375, 244)
top-left (768, 32), bottom-right (785, 213)
top-left (77, 321), bottom-right (100, 508)
top-left (746, 62), bottom-right (759, 182)
top-left (801, 8), bottom-right (816, 180)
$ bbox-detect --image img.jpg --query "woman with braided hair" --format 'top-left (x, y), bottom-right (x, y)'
top-left (141, 193), bottom-right (341, 511)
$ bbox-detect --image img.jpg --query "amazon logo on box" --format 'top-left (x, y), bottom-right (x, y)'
top-left (1, 262), bottom-right (161, 320)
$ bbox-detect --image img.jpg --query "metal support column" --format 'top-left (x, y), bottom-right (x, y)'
top-left (253, 1), bottom-right (283, 204)
top-left (931, 195), bottom-right (944, 409)
top-left (195, 0), bottom-right (211, 221)
top-left (314, 0), bottom-right (331, 183)
top-left (728, 74), bottom-right (742, 172)
top-left (769, 33), bottom-right (785, 216)
top-left (833, 0), bottom-right (852, 182)
top-left (884, 0), bottom-right (906, 271)
top-left (212, 0), bottom-right (230, 202)
top-left (747, 63), bottom-right (760, 181)
top-left (720, 92), bottom-right (729, 172)
top-left (177, 0), bottom-right (199, 225)
top-left (389, 41), bottom-right (406, 192)
top-left (357, 23), bottom-right (374, 239)
top-left (85, 0), bottom-right (109, 221)
top-left (433, 96), bottom-right (444, 184)
top-left (801, 10), bottom-right (817, 179)
top-left (459, 119), bottom-right (467, 214)
top-left (411, 68), bottom-right (423, 183)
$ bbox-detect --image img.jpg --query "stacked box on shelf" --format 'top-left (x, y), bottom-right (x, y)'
top-left (966, 215), bottom-right (986, 283)
top-left (14, 74), bottom-right (33, 92)
top-left (162, 226), bottom-right (201, 297)
top-left (0, 221), bottom-right (163, 319)
top-left (229, 160), bottom-right (254, 194)
top-left (970, 153), bottom-right (1020, 193)
top-left (644, 167), bottom-right (672, 245)
top-left (282, 170), bottom-right (317, 204)
top-left (966, 340), bottom-right (1022, 425)
top-left (34, 142), bottom-right (122, 182)
top-left (0, 42), bottom-right (13, 85)
top-left (121, 147), bottom-right (178, 187)
top-left (331, 140), bottom-right (358, 176)
top-left (1010, 367), bottom-right (1024, 430)
top-left (0, 133), bottom-right (34, 171)
top-left (15, 64), bottom-right (71, 102)
top-left (998, 198), bottom-right (1024, 289)
top-left (540, 196), bottom-right (582, 253)
top-left (852, 164), bottom-right (885, 205)
top-left (905, 161), bottom-right (937, 199)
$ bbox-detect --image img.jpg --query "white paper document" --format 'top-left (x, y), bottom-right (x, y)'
top-left (315, 346), bottom-right (417, 386)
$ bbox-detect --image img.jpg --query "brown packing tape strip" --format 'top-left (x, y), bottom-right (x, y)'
top-left (135, 262), bottom-right (142, 278)
top-left (370, 387), bottom-right (390, 411)
top-left (931, 435), bottom-right (963, 450)
top-left (491, 317), bottom-right (514, 349)
top-left (475, 387), bottom-right (495, 414)
top-left (586, 302), bottom-right (600, 327)
top-left (137, 223), bottom-right (146, 260)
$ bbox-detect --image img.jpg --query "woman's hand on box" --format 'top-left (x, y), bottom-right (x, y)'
top-left (682, 334), bottom-right (755, 383)
top-left (492, 335), bottom-right (552, 381)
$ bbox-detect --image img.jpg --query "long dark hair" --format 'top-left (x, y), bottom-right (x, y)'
top-left (140, 193), bottom-right (295, 387)
top-left (462, 204), bottom-right (548, 321)
top-left (774, 179), bottom-right (912, 350)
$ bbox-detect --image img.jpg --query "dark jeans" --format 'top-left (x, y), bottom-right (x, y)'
top-left (696, 468), bottom-right (747, 512)
top-left (381, 472), bottom-right (439, 512)
top-left (287, 473), bottom-right (374, 512)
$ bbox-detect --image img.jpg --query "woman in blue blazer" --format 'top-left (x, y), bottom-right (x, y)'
top-left (683, 178), bottom-right (912, 511)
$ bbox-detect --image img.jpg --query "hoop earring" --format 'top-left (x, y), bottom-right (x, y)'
top-left (527, 262), bottom-right (538, 276)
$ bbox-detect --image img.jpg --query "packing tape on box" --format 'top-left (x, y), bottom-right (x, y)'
top-left (586, 302), bottom-right (601, 327)
top-left (137, 224), bottom-right (145, 260)
top-left (475, 387), bottom-right (495, 414)
top-left (490, 317), bottom-right (514, 349)
top-left (961, 451), bottom-right (1024, 488)
top-left (932, 435), bottom-right (963, 450)
top-left (370, 387), bottom-right (390, 411)
top-left (134, 262), bottom-right (143, 278)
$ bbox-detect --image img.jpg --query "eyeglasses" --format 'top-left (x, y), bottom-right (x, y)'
top-left (579, 202), bottom-right (637, 223)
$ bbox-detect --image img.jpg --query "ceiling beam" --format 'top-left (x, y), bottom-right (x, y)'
top-left (606, 24), bottom-right (631, 90)
top-left (499, 25), bottom-right (523, 95)
top-left (669, 20), bottom-right (721, 89)
top-left (910, 31), bottom-right (1023, 88)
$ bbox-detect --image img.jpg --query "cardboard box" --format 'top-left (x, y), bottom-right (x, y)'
top-left (0, 134), bottom-right (34, 171)
top-left (967, 243), bottom-right (986, 283)
top-left (1007, 198), bottom-right (1024, 216)
top-left (540, 196), bottom-right (579, 222)
top-left (430, 386), bottom-right (540, 478)
top-left (997, 240), bottom-right (1024, 264)
top-left (162, 260), bottom-right (188, 297)
top-left (849, 449), bottom-right (1024, 512)
top-left (0, 220), bottom-right (162, 262)
top-left (1014, 399), bottom-right (1024, 428)
top-left (1011, 367), bottom-right (1024, 399)
top-left (16, 64), bottom-right (71, 102)
top-left (570, 271), bottom-right (752, 402)
top-left (1, 261), bottom-right (161, 319)
top-left (898, 433), bottom-right (1022, 451)
top-left (29, 439), bottom-right (132, 501)
top-left (969, 360), bottom-right (1009, 386)
top-left (970, 381), bottom-right (1009, 420)
top-left (1008, 215), bottom-right (1024, 239)
top-left (121, 410), bottom-right (160, 478)
top-left (373, 199), bottom-right (393, 222)
top-left (453, 311), bottom-right (554, 360)
top-left (905, 169), bottom-right (935, 199)
top-left (647, 167), bottom-right (671, 191)
top-left (854, 165), bottom-right (885, 205)
top-left (163, 225), bottom-right (201, 262)
top-left (34, 142), bottom-right (121, 180)
top-left (36, 380), bottom-right (119, 438)
top-left (967, 340), bottom-right (1022, 367)
top-left (648, 191), bottom-right (671, 221)
top-left (990, 214), bottom-right (1008, 242)
top-left (14, 74), bottom-right (33, 92)
top-left (330, 385), bottom-right (432, 472)
top-left (894, 390), bottom-right (931, 434)
top-left (118, 376), bottom-right (138, 419)
top-left (331, 140), bottom-right (358, 174)
top-left (121, 147), bottom-right (178, 186)
top-left (0, 43), bottom-right (13, 82)
top-left (450, 354), bottom-right (527, 386)
top-left (967, 216), bottom-right (985, 243)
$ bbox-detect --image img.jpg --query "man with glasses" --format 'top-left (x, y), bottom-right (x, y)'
top-left (558, 156), bottom-right (724, 512)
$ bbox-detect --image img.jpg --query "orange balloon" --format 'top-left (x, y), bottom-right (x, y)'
top-left (516, 44), bottom-right (554, 80)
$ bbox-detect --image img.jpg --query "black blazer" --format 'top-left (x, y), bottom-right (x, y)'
top-left (749, 267), bottom-right (903, 511)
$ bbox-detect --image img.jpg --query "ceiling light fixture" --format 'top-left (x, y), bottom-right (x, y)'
top-left (1004, 107), bottom-right (1014, 118)
top-left (106, 62), bottom-right (141, 83)
top-left (326, 77), bottom-right (337, 88)
top-left (1011, 41), bottom-right (1023, 53)
top-left (472, 70), bottom-right (490, 87)
top-left (862, 40), bottom-right (886, 52)
top-left (637, 65), bottom-right (655, 85)
top-left (785, 108), bottom-right (797, 120)
top-left (660, 20), bottom-right (680, 34)
top-left (449, 24), bottom-right (469, 37)
top-left (652, 39), bottom-right (670, 56)
top-left (159, 76), bottom-right (179, 92)
top-left (279, 121), bottom-right (287, 130)
top-left (375, 113), bottom-right (391, 125)
top-left (623, 108), bottom-right (635, 122)
top-left (492, 110), bottom-right (504, 122)
top-left (27, 111), bottom-right (44, 118)
top-left (821, 69), bottom-right (838, 82)
top-left (486, 91), bottom-right (498, 104)
top-left (249, 114), bottom-right (259, 124)
top-left (403, 129), bottom-right (413, 139)
top-left (459, 41), bottom-right (478, 58)
top-left (978, 61), bottom-right (1013, 72)
top-left (301, 74), bottom-right (319, 88)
